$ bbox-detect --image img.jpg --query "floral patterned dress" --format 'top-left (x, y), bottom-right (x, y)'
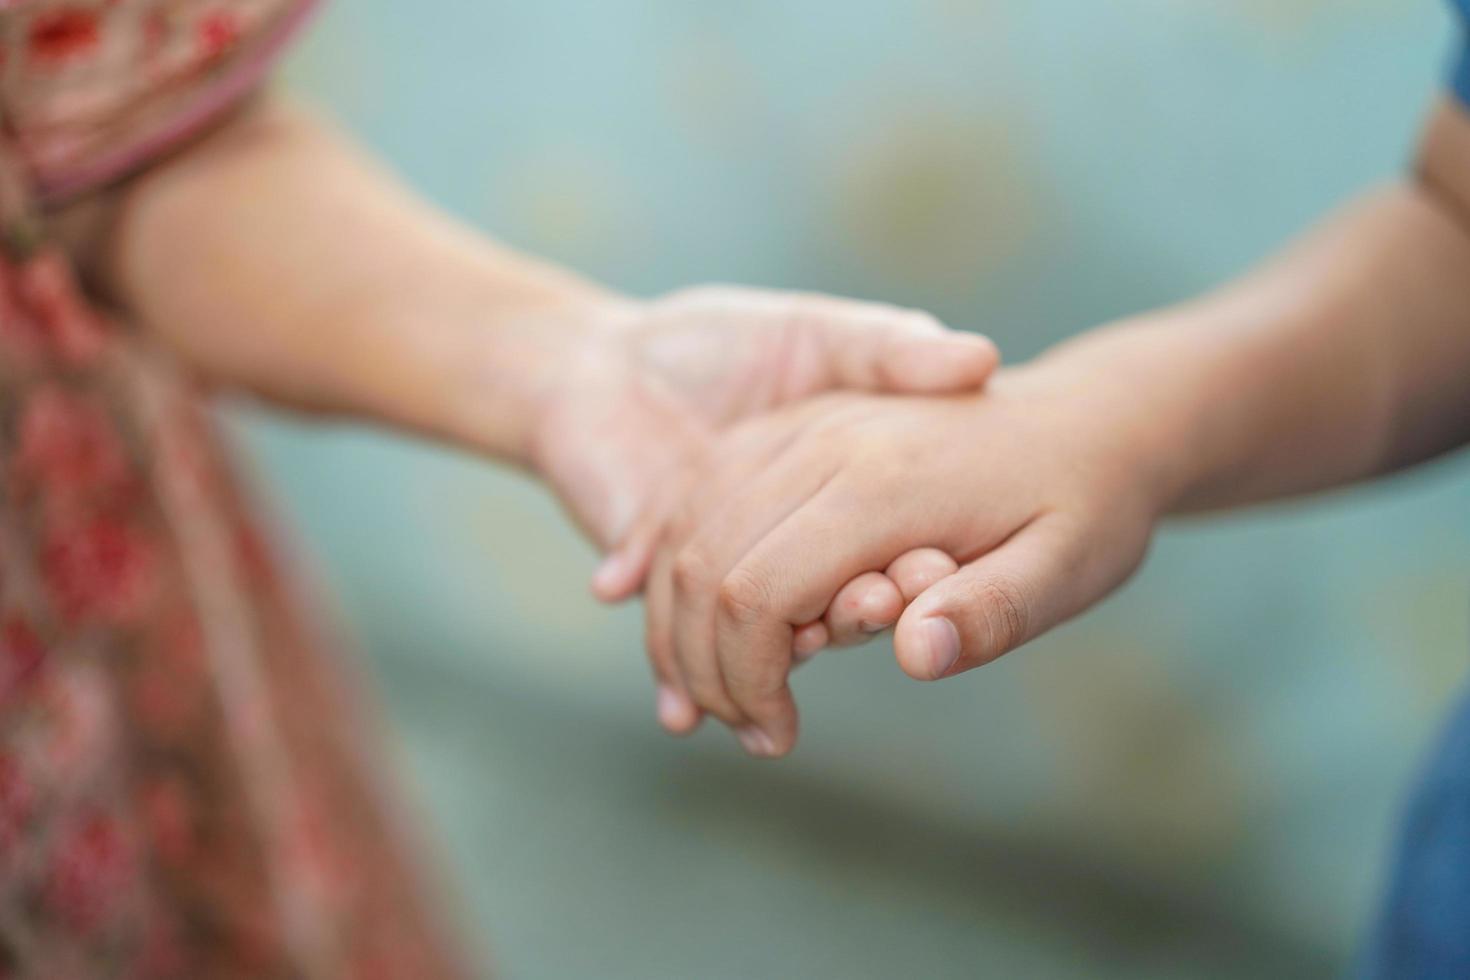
top-left (0, 3), bottom-right (467, 977)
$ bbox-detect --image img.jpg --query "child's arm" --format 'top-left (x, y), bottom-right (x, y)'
top-left (1057, 99), bottom-right (1470, 515)
top-left (53, 95), bottom-right (998, 552)
top-left (637, 97), bottom-right (1470, 757)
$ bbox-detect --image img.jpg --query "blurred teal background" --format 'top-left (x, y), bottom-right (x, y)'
top-left (241, 2), bottom-right (1470, 976)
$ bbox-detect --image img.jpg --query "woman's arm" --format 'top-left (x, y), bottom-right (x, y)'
top-left (53, 92), bottom-right (998, 556)
top-left (60, 94), bottom-right (617, 465)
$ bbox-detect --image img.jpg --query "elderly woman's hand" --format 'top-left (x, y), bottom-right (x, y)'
top-left (528, 284), bottom-right (995, 588)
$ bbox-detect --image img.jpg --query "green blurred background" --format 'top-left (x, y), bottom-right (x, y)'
top-left (241, 2), bottom-right (1470, 976)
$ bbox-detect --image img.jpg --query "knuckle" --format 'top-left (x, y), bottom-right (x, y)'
top-left (716, 569), bottom-right (772, 626)
top-left (972, 576), bottom-right (1031, 658)
top-left (665, 506), bottom-right (698, 548)
top-left (671, 547), bottom-right (713, 596)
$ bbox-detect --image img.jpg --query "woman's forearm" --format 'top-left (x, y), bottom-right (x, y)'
top-left (61, 93), bottom-right (627, 465)
top-left (1029, 102), bottom-right (1470, 514)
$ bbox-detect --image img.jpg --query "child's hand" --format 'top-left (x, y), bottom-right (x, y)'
top-left (625, 365), bottom-right (1173, 757)
top-left (542, 286), bottom-right (998, 569)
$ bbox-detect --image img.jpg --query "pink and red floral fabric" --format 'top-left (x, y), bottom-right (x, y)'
top-left (0, 3), bottom-right (466, 977)
top-left (1, 0), bottom-right (321, 205)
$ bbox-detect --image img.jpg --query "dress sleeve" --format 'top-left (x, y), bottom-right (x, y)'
top-left (0, 0), bottom-right (323, 208)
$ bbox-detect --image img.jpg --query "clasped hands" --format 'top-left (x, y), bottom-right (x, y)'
top-left (534, 286), bottom-right (1164, 758)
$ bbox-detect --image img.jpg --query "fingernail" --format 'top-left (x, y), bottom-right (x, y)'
top-left (922, 617), bottom-right (961, 677)
top-left (657, 685), bottom-right (691, 730)
top-left (736, 726), bottom-right (777, 757)
top-left (592, 551), bottom-right (632, 596)
top-left (858, 620), bottom-right (885, 634)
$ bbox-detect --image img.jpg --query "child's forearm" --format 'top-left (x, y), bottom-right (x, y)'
top-left (58, 94), bottom-right (627, 465)
top-left (1032, 100), bottom-right (1470, 514)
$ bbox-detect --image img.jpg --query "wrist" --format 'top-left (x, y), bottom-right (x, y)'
top-left (375, 242), bottom-right (638, 468)
top-left (1017, 315), bottom-right (1229, 518)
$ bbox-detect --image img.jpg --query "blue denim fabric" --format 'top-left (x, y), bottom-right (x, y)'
top-left (1360, 685), bottom-right (1470, 978)
top-left (1456, 0), bottom-right (1470, 106)
top-left (1358, 8), bottom-right (1470, 972)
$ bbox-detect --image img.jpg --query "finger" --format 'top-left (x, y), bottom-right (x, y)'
top-left (668, 454), bottom-right (837, 728)
top-left (802, 298), bottom-right (1000, 395)
top-left (669, 546), bottom-right (747, 727)
top-left (875, 329), bottom-right (999, 393)
top-left (596, 408), bottom-right (811, 603)
top-left (635, 410), bottom-right (826, 727)
top-left (712, 589), bottom-right (799, 759)
top-left (591, 405), bottom-right (779, 604)
top-left (822, 571), bottom-right (904, 647)
top-left (792, 621), bottom-right (828, 662)
top-left (592, 464), bottom-right (692, 602)
top-left (892, 516), bottom-right (1090, 682)
top-left (631, 409), bottom-right (824, 728)
top-left (714, 482), bottom-right (914, 755)
top-left (821, 549), bottom-right (959, 646)
top-left (591, 521), bottom-right (659, 603)
top-left (704, 287), bottom-right (1000, 397)
top-left (643, 546), bottom-right (702, 734)
top-left (887, 548), bottom-right (960, 600)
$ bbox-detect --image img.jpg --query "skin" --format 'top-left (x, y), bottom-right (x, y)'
top-left (625, 96), bottom-right (1470, 757)
top-left (50, 94), bottom-right (1002, 646)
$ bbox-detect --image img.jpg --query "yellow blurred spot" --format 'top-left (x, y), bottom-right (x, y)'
top-left (1021, 631), bottom-right (1246, 875)
top-left (832, 113), bottom-right (1035, 292)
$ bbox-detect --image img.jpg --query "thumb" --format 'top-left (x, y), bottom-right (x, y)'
top-left (892, 516), bottom-right (1095, 681)
top-left (813, 301), bottom-right (1000, 395)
